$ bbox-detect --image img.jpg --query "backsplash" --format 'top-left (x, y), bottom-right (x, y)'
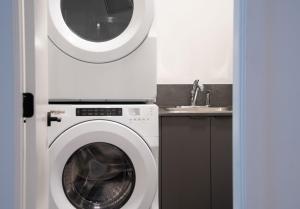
top-left (156, 84), bottom-right (232, 107)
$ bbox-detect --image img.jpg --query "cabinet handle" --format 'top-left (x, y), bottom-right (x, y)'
top-left (212, 116), bottom-right (232, 119)
top-left (189, 116), bottom-right (208, 120)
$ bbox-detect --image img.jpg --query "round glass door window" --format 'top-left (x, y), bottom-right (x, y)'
top-left (61, 0), bottom-right (134, 42)
top-left (62, 142), bottom-right (135, 209)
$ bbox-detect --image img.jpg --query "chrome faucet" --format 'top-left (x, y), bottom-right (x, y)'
top-left (191, 80), bottom-right (204, 106)
top-left (205, 90), bottom-right (211, 107)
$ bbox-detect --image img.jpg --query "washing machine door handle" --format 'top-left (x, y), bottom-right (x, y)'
top-left (47, 111), bottom-right (63, 127)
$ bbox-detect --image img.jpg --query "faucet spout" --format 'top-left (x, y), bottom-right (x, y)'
top-left (191, 80), bottom-right (204, 106)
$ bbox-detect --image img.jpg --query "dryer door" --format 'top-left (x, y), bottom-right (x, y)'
top-left (48, 0), bottom-right (154, 63)
top-left (49, 120), bottom-right (157, 209)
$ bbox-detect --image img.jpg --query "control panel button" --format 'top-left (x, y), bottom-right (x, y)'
top-left (129, 108), bottom-right (140, 116)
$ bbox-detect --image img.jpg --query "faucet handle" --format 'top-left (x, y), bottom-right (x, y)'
top-left (192, 79), bottom-right (199, 87)
top-left (192, 79), bottom-right (200, 93)
top-left (204, 90), bottom-right (211, 107)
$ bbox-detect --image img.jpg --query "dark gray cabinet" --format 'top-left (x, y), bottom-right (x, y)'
top-left (160, 116), bottom-right (232, 209)
top-left (211, 117), bottom-right (232, 209)
top-left (160, 116), bottom-right (211, 209)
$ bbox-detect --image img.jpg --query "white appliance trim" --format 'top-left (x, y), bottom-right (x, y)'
top-left (49, 119), bottom-right (157, 209)
top-left (48, 0), bottom-right (154, 63)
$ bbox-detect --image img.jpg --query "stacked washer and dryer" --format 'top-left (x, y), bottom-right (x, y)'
top-left (47, 0), bottom-right (158, 209)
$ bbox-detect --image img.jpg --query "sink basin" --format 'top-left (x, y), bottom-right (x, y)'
top-left (163, 106), bottom-right (232, 113)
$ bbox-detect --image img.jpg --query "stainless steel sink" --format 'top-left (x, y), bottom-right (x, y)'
top-left (162, 106), bottom-right (232, 113)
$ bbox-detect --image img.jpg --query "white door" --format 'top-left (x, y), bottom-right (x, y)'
top-left (234, 1), bottom-right (300, 209)
top-left (49, 120), bottom-right (157, 209)
top-left (0, 0), bottom-right (48, 208)
top-left (23, 0), bottom-right (49, 208)
top-left (48, 0), bottom-right (154, 63)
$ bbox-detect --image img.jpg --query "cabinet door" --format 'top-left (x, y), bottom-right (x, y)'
top-left (160, 116), bottom-right (211, 209)
top-left (211, 117), bottom-right (233, 209)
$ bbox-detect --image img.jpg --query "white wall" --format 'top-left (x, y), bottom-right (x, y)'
top-left (238, 0), bottom-right (300, 209)
top-left (155, 0), bottom-right (233, 84)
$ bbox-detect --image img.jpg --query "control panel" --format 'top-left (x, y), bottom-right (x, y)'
top-left (128, 107), bottom-right (153, 121)
top-left (76, 108), bottom-right (122, 116)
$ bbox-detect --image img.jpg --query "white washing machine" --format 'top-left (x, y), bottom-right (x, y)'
top-left (48, 0), bottom-right (157, 102)
top-left (48, 104), bottom-right (159, 209)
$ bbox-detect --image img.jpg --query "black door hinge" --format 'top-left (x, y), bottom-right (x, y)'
top-left (23, 93), bottom-right (34, 118)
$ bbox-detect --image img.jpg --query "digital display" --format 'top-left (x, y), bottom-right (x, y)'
top-left (76, 108), bottom-right (122, 116)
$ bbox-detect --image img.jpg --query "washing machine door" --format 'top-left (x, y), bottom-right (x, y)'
top-left (48, 0), bottom-right (154, 63)
top-left (49, 120), bottom-right (157, 209)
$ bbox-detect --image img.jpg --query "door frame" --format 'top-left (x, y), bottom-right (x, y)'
top-left (4, 0), bottom-right (248, 208)
top-left (5, 0), bottom-right (49, 208)
top-left (23, 0), bottom-right (49, 207)
top-left (233, 0), bottom-right (246, 209)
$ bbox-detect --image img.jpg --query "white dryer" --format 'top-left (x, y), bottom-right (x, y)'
top-left (48, 104), bottom-right (159, 209)
top-left (48, 0), bottom-right (157, 102)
